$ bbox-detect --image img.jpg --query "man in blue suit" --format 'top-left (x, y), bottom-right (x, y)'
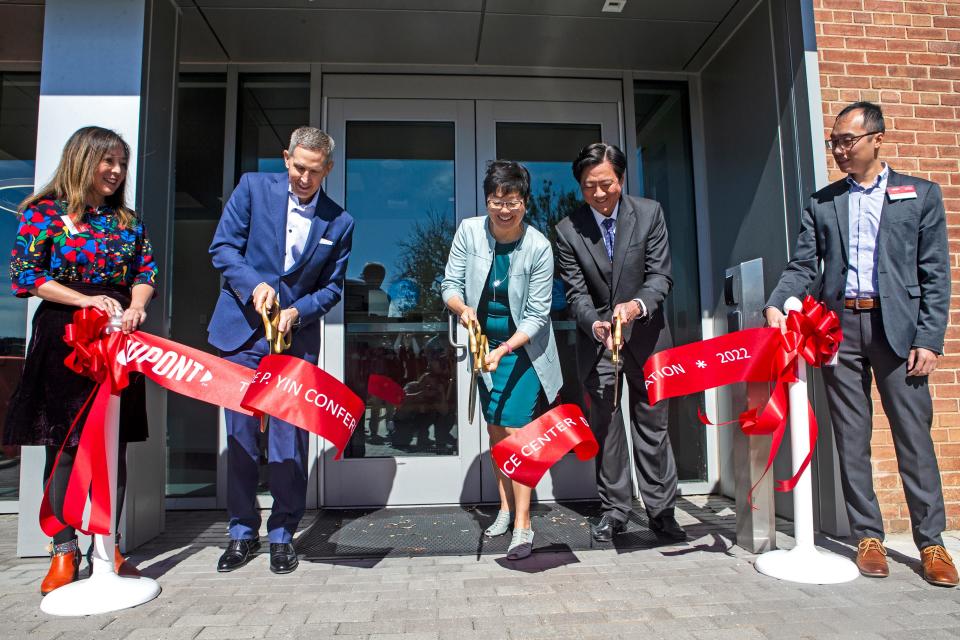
top-left (208, 126), bottom-right (354, 574)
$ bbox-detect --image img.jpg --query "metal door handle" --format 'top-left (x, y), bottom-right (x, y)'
top-left (448, 313), bottom-right (467, 353)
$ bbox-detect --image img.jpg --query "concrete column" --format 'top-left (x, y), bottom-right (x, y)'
top-left (17, 0), bottom-right (180, 556)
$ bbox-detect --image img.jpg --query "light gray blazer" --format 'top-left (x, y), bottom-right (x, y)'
top-left (441, 216), bottom-right (562, 402)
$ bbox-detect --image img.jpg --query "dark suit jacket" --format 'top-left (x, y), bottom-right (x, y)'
top-left (767, 168), bottom-right (950, 359)
top-left (556, 195), bottom-right (673, 383)
top-left (207, 172), bottom-right (355, 355)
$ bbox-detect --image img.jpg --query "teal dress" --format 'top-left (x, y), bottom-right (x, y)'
top-left (477, 240), bottom-right (543, 427)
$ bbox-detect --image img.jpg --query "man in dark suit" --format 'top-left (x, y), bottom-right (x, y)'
top-left (208, 126), bottom-right (354, 574)
top-left (556, 143), bottom-right (684, 542)
top-left (766, 102), bottom-right (956, 587)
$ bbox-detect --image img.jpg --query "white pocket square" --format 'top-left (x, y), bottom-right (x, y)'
top-left (319, 238), bottom-right (334, 246)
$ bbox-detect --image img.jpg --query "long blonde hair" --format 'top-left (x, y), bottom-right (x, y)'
top-left (20, 126), bottom-right (137, 228)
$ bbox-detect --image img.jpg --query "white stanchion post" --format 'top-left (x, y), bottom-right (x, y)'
top-left (753, 297), bottom-right (859, 584)
top-left (40, 315), bottom-right (160, 616)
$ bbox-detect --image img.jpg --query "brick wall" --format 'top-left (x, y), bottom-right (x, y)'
top-left (813, 0), bottom-right (960, 533)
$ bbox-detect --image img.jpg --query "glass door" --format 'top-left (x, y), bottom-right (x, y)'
top-left (476, 100), bottom-right (620, 502)
top-left (323, 99), bottom-right (479, 506)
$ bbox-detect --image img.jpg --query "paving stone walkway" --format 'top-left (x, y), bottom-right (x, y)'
top-left (1, 495), bottom-right (958, 639)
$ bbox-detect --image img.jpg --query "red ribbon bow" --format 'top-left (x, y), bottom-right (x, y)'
top-left (41, 308), bottom-right (126, 536)
top-left (645, 297), bottom-right (842, 504)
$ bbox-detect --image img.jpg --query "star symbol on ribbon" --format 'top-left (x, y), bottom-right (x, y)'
top-left (696, 360), bottom-right (706, 369)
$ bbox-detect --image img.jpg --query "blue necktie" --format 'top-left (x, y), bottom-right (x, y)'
top-left (601, 217), bottom-right (615, 262)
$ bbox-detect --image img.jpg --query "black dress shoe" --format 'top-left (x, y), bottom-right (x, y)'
top-left (269, 542), bottom-right (299, 574)
top-left (649, 513), bottom-right (687, 541)
top-left (217, 537), bottom-right (260, 572)
top-left (591, 514), bottom-right (626, 542)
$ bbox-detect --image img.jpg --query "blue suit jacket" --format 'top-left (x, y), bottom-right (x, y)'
top-left (207, 172), bottom-right (354, 355)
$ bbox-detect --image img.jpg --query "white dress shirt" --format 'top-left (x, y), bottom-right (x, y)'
top-left (285, 187), bottom-right (319, 271)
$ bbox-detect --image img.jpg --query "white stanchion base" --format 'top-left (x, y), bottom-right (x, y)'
top-left (755, 544), bottom-right (860, 584)
top-left (40, 573), bottom-right (160, 616)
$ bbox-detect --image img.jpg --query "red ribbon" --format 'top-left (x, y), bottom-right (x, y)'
top-left (644, 296), bottom-right (841, 501)
top-left (41, 308), bottom-right (364, 537)
top-left (367, 373), bottom-right (405, 406)
top-left (491, 404), bottom-right (598, 489)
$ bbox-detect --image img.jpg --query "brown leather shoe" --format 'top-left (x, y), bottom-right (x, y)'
top-left (856, 538), bottom-right (889, 578)
top-left (114, 546), bottom-right (141, 577)
top-left (40, 540), bottom-right (80, 595)
top-left (921, 545), bottom-right (959, 587)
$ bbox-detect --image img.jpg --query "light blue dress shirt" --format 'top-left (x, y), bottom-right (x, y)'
top-left (845, 164), bottom-right (888, 298)
top-left (285, 186), bottom-right (319, 271)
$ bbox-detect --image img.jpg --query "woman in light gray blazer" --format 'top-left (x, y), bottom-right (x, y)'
top-left (441, 160), bottom-right (561, 560)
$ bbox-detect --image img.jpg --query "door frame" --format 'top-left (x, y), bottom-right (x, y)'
top-left (473, 99), bottom-right (621, 503)
top-left (321, 97), bottom-right (479, 506)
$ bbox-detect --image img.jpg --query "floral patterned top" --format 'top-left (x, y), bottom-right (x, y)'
top-left (9, 198), bottom-right (158, 297)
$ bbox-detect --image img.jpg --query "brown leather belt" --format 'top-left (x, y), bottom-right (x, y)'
top-left (844, 297), bottom-right (880, 310)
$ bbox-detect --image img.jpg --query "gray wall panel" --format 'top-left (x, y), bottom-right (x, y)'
top-left (701, 2), bottom-right (788, 307)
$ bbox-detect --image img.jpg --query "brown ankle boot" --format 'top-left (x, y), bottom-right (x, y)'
top-left (114, 546), bottom-right (141, 577)
top-left (40, 540), bottom-right (80, 595)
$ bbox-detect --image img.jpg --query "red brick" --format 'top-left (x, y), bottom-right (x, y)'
top-left (906, 27), bottom-right (948, 39)
top-left (825, 22), bottom-right (866, 36)
top-left (823, 48), bottom-right (867, 62)
top-left (873, 474), bottom-right (901, 489)
top-left (825, 0), bottom-right (866, 9)
top-left (886, 518), bottom-right (911, 532)
top-left (892, 117), bottom-right (937, 131)
top-left (871, 76), bottom-right (913, 89)
top-left (915, 105), bottom-right (957, 119)
top-left (929, 41), bottom-right (960, 53)
top-left (939, 443), bottom-right (960, 457)
top-left (917, 132), bottom-right (958, 144)
top-left (933, 16), bottom-right (960, 28)
top-left (866, 50), bottom-right (909, 64)
top-left (913, 78), bottom-right (954, 91)
top-left (881, 103), bottom-right (916, 116)
top-left (909, 52), bottom-right (951, 65)
top-left (846, 37), bottom-right (890, 50)
top-left (830, 75), bottom-right (874, 88)
top-left (863, 0), bottom-right (902, 11)
top-left (897, 143), bottom-right (938, 155)
top-left (864, 25), bottom-right (906, 38)
top-left (930, 66), bottom-right (960, 79)
top-left (846, 63), bottom-right (889, 75)
top-left (935, 384), bottom-right (960, 398)
top-left (888, 37), bottom-right (932, 51)
top-left (904, 2), bottom-right (946, 15)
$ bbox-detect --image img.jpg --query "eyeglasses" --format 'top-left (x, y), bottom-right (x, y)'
top-left (487, 199), bottom-right (524, 211)
top-left (825, 131), bottom-right (880, 152)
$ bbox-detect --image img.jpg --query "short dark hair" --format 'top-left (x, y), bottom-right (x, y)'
top-left (835, 101), bottom-right (885, 133)
top-left (483, 160), bottom-right (531, 201)
top-left (572, 143), bottom-right (627, 183)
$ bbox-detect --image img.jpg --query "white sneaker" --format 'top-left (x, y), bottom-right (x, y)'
top-left (506, 527), bottom-right (534, 560)
top-left (484, 510), bottom-right (513, 537)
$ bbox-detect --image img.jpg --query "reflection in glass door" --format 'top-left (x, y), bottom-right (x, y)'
top-left (324, 99), bottom-right (478, 506)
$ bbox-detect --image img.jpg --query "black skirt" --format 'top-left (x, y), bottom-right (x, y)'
top-left (2, 283), bottom-right (148, 447)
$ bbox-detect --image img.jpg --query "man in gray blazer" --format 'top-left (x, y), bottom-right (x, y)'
top-left (556, 143), bottom-right (684, 543)
top-left (766, 102), bottom-right (956, 587)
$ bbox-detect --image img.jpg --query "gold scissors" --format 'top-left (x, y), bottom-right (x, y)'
top-left (611, 315), bottom-right (622, 408)
top-left (467, 319), bottom-right (489, 424)
top-left (259, 299), bottom-right (292, 432)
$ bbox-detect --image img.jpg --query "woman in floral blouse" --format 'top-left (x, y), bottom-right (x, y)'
top-left (3, 126), bottom-right (158, 595)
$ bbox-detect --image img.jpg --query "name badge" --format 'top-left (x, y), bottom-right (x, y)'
top-left (887, 185), bottom-right (917, 201)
